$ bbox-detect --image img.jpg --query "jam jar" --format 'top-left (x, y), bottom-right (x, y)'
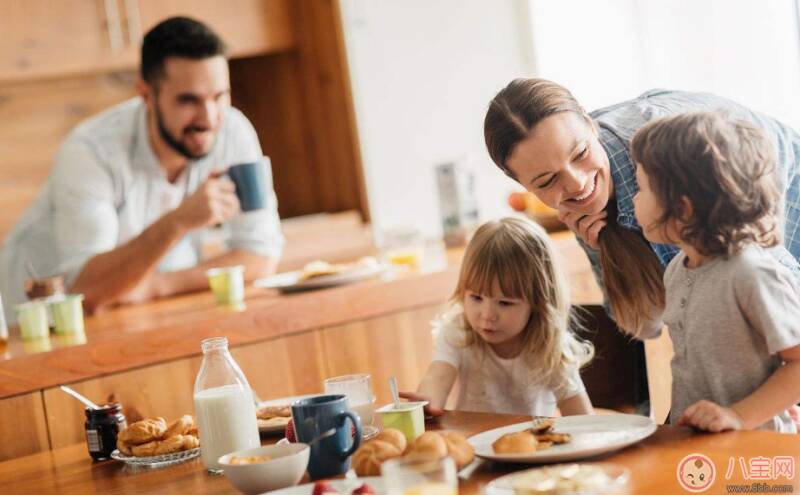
top-left (84, 403), bottom-right (127, 461)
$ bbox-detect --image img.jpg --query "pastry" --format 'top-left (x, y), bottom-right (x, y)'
top-left (440, 431), bottom-right (475, 468)
top-left (528, 418), bottom-right (555, 434)
top-left (130, 440), bottom-right (160, 457)
top-left (352, 440), bottom-right (403, 476)
top-left (182, 434), bottom-right (200, 450)
top-left (153, 435), bottom-right (186, 455)
top-left (373, 429), bottom-right (407, 454)
top-left (534, 432), bottom-right (571, 444)
top-left (116, 438), bottom-right (133, 456)
top-left (164, 415), bottom-right (194, 438)
top-left (256, 405), bottom-right (291, 420)
top-left (492, 431), bottom-right (539, 454)
top-left (406, 432), bottom-right (448, 459)
top-left (118, 417), bottom-right (167, 445)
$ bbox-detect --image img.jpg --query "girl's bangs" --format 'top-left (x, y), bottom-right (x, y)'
top-left (462, 246), bottom-right (528, 299)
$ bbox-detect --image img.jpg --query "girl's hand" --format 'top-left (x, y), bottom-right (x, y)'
top-left (676, 400), bottom-right (744, 432)
top-left (557, 211), bottom-right (607, 250)
top-left (399, 391), bottom-right (444, 417)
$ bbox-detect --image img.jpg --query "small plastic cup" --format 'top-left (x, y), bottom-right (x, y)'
top-left (206, 265), bottom-right (245, 305)
top-left (376, 401), bottom-right (427, 442)
top-left (15, 300), bottom-right (49, 340)
top-left (49, 294), bottom-right (85, 335)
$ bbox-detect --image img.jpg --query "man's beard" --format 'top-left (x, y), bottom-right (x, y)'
top-left (154, 102), bottom-right (213, 160)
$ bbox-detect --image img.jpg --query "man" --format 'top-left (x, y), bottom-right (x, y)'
top-left (0, 17), bottom-right (283, 321)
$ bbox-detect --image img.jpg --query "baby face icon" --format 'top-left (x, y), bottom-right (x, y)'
top-left (677, 454), bottom-right (716, 492)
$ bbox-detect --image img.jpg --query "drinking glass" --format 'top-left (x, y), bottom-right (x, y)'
top-left (323, 373), bottom-right (375, 425)
top-left (382, 456), bottom-right (458, 495)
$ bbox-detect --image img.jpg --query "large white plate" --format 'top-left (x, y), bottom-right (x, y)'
top-left (483, 463), bottom-right (630, 495)
top-left (267, 476), bottom-right (385, 495)
top-left (468, 414), bottom-right (656, 463)
top-left (254, 264), bottom-right (385, 293)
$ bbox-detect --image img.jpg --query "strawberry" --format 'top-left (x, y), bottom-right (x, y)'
top-left (352, 483), bottom-right (375, 495)
top-left (312, 481), bottom-right (338, 495)
top-left (285, 418), bottom-right (296, 443)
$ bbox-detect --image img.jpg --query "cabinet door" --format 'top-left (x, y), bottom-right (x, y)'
top-left (0, 0), bottom-right (137, 82)
top-left (134, 0), bottom-right (294, 58)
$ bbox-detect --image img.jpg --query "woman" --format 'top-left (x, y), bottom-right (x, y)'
top-left (483, 78), bottom-right (800, 336)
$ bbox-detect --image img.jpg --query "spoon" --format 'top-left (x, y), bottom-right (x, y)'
top-left (389, 376), bottom-right (401, 409)
top-left (60, 385), bottom-right (100, 410)
top-left (308, 427), bottom-right (337, 447)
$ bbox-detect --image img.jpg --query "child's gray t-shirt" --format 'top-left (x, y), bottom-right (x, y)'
top-left (662, 244), bottom-right (800, 433)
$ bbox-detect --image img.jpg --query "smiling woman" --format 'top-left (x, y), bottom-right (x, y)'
top-left (484, 78), bottom-right (800, 336)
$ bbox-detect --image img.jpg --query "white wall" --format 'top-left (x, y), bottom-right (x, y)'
top-left (338, 0), bottom-right (534, 239)
top-left (529, 0), bottom-right (800, 127)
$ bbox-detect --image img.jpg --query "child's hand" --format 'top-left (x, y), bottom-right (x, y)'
top-left (676, 400), bottom-right (744, 432)
top-left (398, 391), bottom-right (444, 417)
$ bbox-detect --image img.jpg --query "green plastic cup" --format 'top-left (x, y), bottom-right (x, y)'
top-left (206, 265), bottom-right (245, 305)
top-left (376, 402), bottom-right (427, 442)
top-left (15, 301), bottom-right (49, 340)
top-left (50, 294), bottom-right (85, 335)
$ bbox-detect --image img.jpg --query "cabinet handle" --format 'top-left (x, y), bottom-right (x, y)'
top-left (103, 0), bottom-right (124, 53)
top-left (123, 0), bottom-right (142, 46)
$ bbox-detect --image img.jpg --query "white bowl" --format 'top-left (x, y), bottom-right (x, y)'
top-left (219, 443), bottom-right (309, 495)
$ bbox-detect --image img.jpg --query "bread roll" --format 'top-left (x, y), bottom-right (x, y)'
top-left (352, 440), bottom-right (402, 476)
top-left (374, 429), bottom-right (407, 454)
top-left (492, 431), bottom-right (538, 454)
top-left (440, 431), bottom-right (475, 468)
top-left (406, 432), bottom-right (448, 459)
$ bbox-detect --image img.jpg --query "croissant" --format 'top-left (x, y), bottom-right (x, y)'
top-left (352, 440), bottom-right (402, 476)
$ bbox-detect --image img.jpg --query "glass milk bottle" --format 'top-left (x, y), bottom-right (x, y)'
top-left (194, 337), bottom-right (259, 473)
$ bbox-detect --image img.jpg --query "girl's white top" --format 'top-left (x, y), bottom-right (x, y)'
top-left (432, 304), bottom-right (586, 416)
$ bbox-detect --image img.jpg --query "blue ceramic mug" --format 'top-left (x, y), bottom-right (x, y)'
top-left (291, 394), bottom-right (362, 480)
top-left (226, 159), bottom-right (269, 212)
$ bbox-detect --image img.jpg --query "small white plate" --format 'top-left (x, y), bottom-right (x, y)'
top-left (257, 394), bottom-right (322, 434)
top-left (269, 476), bottom-right (385, 495)
top-left (468, 414), bottom-right (656, 464)
top-left (254, 264), bottom-right (385, 293)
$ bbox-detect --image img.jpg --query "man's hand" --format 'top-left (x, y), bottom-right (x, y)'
top-left (676, 400), bottom-right (744, 432)
top-left (173, 173), bottom-right (240, 229)
top-left (558, 210), bottom-right (607, 250)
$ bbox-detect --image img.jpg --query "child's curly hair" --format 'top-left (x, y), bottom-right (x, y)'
top-left (631, 111), bottom-right (781, 257)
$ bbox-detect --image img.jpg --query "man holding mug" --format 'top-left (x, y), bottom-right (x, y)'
top-left (0, 17), bottom-right (283, 319)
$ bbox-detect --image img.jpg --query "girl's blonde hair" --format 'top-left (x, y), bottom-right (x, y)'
top-left (448, 217), bottom-right (594, 390)
top-left (484, 77), bottom-right (665, 337)
top-left (631, 111), bottom-right (781, 257)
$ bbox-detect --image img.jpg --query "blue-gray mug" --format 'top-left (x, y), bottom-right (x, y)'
top-left (226, 160), bottom-right (268, 212)
top-left (291, 394), bottom-right (362, 480)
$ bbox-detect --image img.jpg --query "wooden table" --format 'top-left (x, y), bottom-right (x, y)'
top-left (1, 411), bottom-right (797, 495)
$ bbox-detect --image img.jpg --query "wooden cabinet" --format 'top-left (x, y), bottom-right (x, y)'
top-left (136, 0), bottom-right (295, 59)
top-left (0, 392), bottom-right (49, 459)
top-left (0, 0), bottom-right (136, 82)
top-left (0, 0), bottom-right (295, 83)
